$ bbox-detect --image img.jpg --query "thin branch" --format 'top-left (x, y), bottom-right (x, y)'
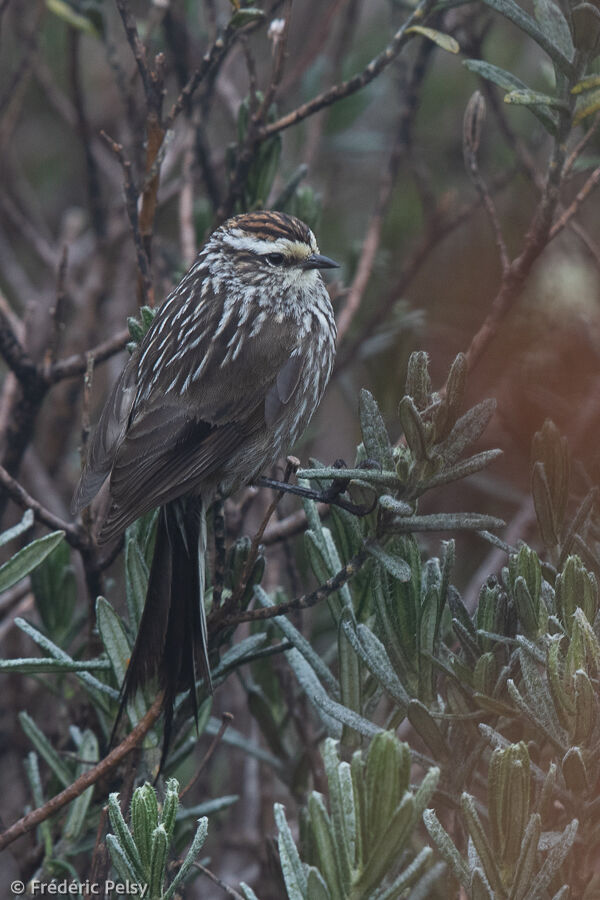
top-left (214, 549), bottom-right (368, 630)
top-left (563, 111), bottom-right (600, 178)
top-left (0, 693), bottom-right (163, 852)
top-left (100, 131), bottom-right (153, 306)
top-left (259, 0), bottom-right (436, 139)
top-left (164, 25), bottom-right (241, 131)
top-left (548, 165), bottom-right (600, 241)
top-left (43, 245), bottom-right (69, 376)
top-left (193, 863), bottom-right (246, 900)
top-left (0, 304), bottom-right (40, 388)
top-left (0, 463), bottom-right (89, 553)
top-left (114, 0), bottom-right (153, 101)
top-left (229, 458), bottom-right (299, 611)
top-left (179, 712), bottom-right (233, 799)
top-left (255, 0), bottom-right (292, 122)
top-left (48, 329), bottom-right (129, 383)
top-left (336, 37), bottom-right (434, 342)
top-left (463, 91), bottom-right (510, 274)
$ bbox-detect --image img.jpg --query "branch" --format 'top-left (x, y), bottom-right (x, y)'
top-left (0, 463), bottom-right (89, 553)
top-left (336, 36), bottom-right (435, 343)
top-left (0, 694), bottom-right (163, 852)
top-left (214, 549), bottom-right (368, 630)
top-left (100, 131), bottom-right (153, 306)
top-left (259, 0), bottom-right (436, 139)
top-left (548, 164), bottom-right (600, 241)
top-left (48, 329), bottom-right (129, 384)
top-left (0, 303), bottom-right (39, 387)
top-left (114, 0), bottom-right (153, 102)
top-left (463, 91), bottom-right (510, 274)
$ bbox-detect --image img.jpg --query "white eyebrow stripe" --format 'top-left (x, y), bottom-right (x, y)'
top-left (221, 233), bottom-right (317, 257)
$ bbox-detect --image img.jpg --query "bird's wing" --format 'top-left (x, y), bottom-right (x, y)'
top-left (97, 315), bottom-right (307, 541)
top-left (71, 354), bottom-right (139, 514)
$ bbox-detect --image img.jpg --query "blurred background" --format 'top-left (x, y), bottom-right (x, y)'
top-left (1, 0), bottom-right (599, 893)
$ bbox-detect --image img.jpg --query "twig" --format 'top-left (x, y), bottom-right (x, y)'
top-left (193, 863), bottom-right (246, 899)
top-left (114, 0), bottom-right (153, 100)
top-left (463, 91), bottom-right (510, 274)
top-left (215, 549), bottom-right (368, 630)
top-left (0, 693), bottom-right (163, 852)
top-left (43, 245), bottom-right (69, 376)
top-left (69, 29), bottom-right (106, 238)
top-left (100, 131), bottom-right (153, 306)
top-left (336, 38), bottom-right (434, 342)
top-left (48, 329), bottom-right (129, 384)
top-left (179, 712), bottom-right (233, 799)
top-left (255, 0), bottom-right (292, 122)
top-left (230, 457), bottom-right (300, 609)
top-left (548, 165), bottom-right (600, 241)
top-left (0, 304), bottom-right (39, 387)
top-left (259, 0), bottom-right (436, 139)
top-left (0, 463), bottom-right (89, 553)
top-left (164, 26), bottom-right (240, 131)
top-left (563, 111), bottom-right (600, 179)
top-left (262, 503), bottom-right (329, 545)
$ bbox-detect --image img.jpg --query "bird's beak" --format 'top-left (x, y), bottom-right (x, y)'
top-left (302, 253), bottom-right (340, 270)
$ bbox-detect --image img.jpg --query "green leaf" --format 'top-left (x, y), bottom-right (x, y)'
top-left (0, 657), bottom-right (110, 673)
top-left (437, 399), bottom-right (496, 464)
top-left (306, 868), bottom-right (331, 899)
top-left (524, 819), bottom-right (578, 896)
top-left (14, 617), bottom-right (117, 706)
top-left (338, 615), bottom-right (362, 748)
top-left (359, 389), bottom-right (395, 470)
top-left (19, 711), bottom-right (72, 787)
top-left (478, 0), bottom-right (574, 75)
top-left (504, 89), bottom-right (569, 110)
top-left (424, 449), bottom-right (503, 491)
top-left (107, 834), bottom-right (141, 883)
top-left (365, 541), bottom-right (412, 581)
top-left (0, 508), bottom-right (33, 547)
top-left (406, 25), bottom-right (460, 52)
top-left (399, 395), bottom-right (430, 462)
top-left (255, 587), bottom-right (340, 694)
top-left (125, 538), bottom-right (148, 629)
top-left (463, 60), bottom-right (558, 133)
top-left (574, 86), bottom-right (600, 124)
top-left (533, 0), bottom-right (574, 60)
top-left (148, 824), bottom-right (169, 899)
top-left (108, 792), bottom-right (144, 880)
top-left (46, 0), bottom-right (102, 37)
top-left (312, 692), bottom-right (382, 738)
top-left (275, 803), bottom-right (308, 898)
top-left (407, 700), bottom-right (449, 760)
top-left (297, 467), bottom-right (401, 488)
top-left (63, 729), bottom-right (98, 841)
top-left (229, 8), bottom-right (266, 29)
top-left (423, 808), bottom-right (470, 887)
top-left (460, 793), bottom-right (504, 896)
top-left (308, 792), bottom-right (344, 900)
top-left (342, 620), bottom-right (410, 710)
top-left (0, 530), bottom-right (64, 593)
top-left (511, 813), bottom-right (542, 900)
top-left (388, 512), bottom-right (505, 533)
top-left (405, 351), bottom-right (432, 409)
top-left (131, 783), bottom-right (159, 872)
top-left (96, 596), bottom-right (147, 727)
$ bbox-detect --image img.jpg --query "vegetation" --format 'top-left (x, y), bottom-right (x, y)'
top-left (1, 0), bottom-right (600, 896)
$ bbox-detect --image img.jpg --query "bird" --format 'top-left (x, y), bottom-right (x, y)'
top-left (71, 210), bottom-right (338, 756)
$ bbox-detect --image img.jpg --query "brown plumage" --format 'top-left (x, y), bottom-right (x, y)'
top-left (72, 211), bottom-right (338, 758)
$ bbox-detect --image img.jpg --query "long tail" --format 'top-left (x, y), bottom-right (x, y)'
top-left (111, 496), bottom-right (212, 763)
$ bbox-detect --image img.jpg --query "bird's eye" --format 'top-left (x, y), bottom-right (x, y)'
top-left (265, 252), bottom-right (285, 266)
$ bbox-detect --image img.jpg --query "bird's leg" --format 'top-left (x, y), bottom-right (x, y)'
top-left (255, 458), bottom-right (379, 517)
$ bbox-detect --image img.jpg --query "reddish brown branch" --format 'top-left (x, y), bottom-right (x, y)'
top-left (0, 694), bottom-right (163, 852)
